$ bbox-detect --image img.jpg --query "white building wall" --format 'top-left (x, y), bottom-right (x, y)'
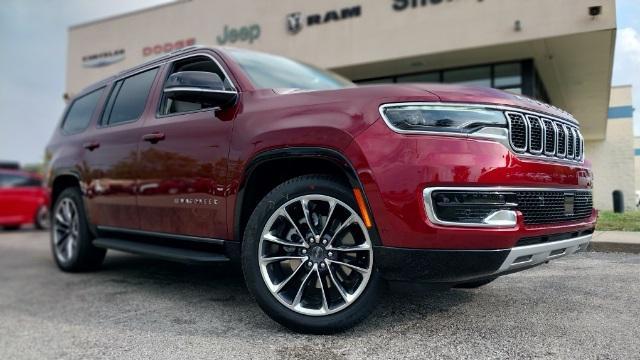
top-left (585, 85), bottom-right (636, 211)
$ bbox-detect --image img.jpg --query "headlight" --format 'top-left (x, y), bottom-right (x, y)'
top-left (380, 104), bottom-right (507, 134)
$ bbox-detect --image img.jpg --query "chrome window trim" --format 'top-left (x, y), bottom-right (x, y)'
top-left (163, 87), bottom-right (237, 94)
top-left (423, 186), bottom-right (592, 229)
top-left (525, 115), bottom-right (543, 155)
top-left (378, 102), bottom-right (585, 165)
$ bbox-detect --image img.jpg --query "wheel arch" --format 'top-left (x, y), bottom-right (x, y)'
top-left (50, 172), bottom-right (81, 209)
top-left (234, 147), bottom-right (380, 245)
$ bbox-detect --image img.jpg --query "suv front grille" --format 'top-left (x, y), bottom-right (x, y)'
top-left (515, 190), bottom-right (593, 225)
top-left (506, 111), bottom-right (583, 162)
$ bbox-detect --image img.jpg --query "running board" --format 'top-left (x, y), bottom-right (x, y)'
top-left (93, 238), bottom-right (231, 264)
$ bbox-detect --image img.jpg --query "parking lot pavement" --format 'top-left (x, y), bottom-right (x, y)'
top-left (0, 230), bottom-right (639, 360)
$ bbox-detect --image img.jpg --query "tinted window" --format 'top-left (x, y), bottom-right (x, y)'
top-left (227, 48), bottom-right (353, 90)
top-left (61, 88), bottom-right (104, 133)
top-left (0, 174), bottom-right (40, 188)
top-left (102, 68), bottom-right (158, 125)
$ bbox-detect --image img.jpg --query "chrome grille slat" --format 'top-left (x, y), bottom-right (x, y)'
top-left (526, 115), bottom-right (543, 154)
top-left (506, 112), bottom-right (528, 152)
top-left (506, 111), bottom-right (583, 163)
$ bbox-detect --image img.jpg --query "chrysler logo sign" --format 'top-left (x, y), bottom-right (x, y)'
top-left (82, 49), bottom-right (125, 68)
top-left (286, 5), bottom-right (361, 34)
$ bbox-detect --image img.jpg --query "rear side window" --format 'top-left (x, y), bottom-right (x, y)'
top-left (0, 174), bottom-right (41, 188)
top-left (102, 68), bottom-right (159, 126)
top-left (61, 88), bottom-right (104, 134)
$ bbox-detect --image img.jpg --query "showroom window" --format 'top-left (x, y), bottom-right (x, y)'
top-left (354, 60), bottom-right (549, 102)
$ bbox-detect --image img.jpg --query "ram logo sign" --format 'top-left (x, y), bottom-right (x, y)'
top-left (286, 5), bottom-right (361, 34)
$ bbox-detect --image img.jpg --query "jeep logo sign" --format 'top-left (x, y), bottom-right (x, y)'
top-left (286, 5), bottom-right (361, 34)
top-left (217, 24), bottom-right (261, 45)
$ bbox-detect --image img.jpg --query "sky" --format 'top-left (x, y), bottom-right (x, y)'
top-left (0, 0), bottom-right (173, 165)
top-left (0, 0), bottom-right (639, 165)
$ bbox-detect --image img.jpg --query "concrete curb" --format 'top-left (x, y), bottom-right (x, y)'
top-left (588, 231), bottom-right (640, 254)
top-left (588, 242), bottom-right (640, 254)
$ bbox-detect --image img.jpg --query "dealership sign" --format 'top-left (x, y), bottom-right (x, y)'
top-left (217, 24), bottom-right (261, 45)
top-left (392, 0), bottom-right (453, 11)
top-left (286, 5), bottom-right (361, 34)
top-left (143, 38), bottom-right (196, 57)
top-left (82, 49), bottom-right (125, 68)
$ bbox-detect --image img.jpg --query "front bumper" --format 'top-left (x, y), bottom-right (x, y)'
top-left (375, 231), bottom-right (592, 283)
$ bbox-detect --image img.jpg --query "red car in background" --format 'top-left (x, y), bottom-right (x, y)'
top-left (0, 169), bottom-right (50, 230)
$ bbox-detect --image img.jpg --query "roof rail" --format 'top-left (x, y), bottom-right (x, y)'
top-left (115, 45), bottom-right (211, 77)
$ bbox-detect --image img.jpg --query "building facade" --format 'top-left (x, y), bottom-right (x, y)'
top-left (585, 86), bottom-right (636, 211)
top-left (66, 0), bottom-right (628, 209)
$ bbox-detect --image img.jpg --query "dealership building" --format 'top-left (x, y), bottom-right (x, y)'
top-left (66, 0), bottom-right (636, 210)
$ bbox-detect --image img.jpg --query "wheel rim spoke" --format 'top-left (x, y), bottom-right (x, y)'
top-left (327, 263), bottom-right (350, 303)
top-left (260, 255), bottom-right (306, 265)
top-left (327, 243), bottom-right (371, 252)
top-left (300, 198), bottom-right (317, 238)
top-left (327, 215), bottom-right (355, 247)
top-left (327, 259), bottom-right (369, 275)
top-left (292, 265), bottom-right (315, 307)
top-left (258, 194), bottom-right (373, 316)
top-left (263, 233), bottom-right (307, 248)
top-left (315, 268), bottom-right (329, 313)
top-left (273, 259), bottom-right (306, 293)
top-left (279, 209), bottom-right (307, 245)
top-left (319, 199), bottom-right (337, 239)
top-left (55, 212), bottom-right (69, 227)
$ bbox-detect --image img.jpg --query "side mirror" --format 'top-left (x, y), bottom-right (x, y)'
top-left (163, 71), bottom-right (237, 107)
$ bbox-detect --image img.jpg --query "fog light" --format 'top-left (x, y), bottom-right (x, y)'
top-left (423, 189), bottom-right (518, 228)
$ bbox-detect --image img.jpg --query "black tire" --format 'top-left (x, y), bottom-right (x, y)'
top-left (34, 205), bottom-right (49, 230)
top-left (454, 278), bottom-right (497, 289)
top-left (242, 175), bottom-right (381, 334)
top-left (50, 187), bottom-right (106, 272)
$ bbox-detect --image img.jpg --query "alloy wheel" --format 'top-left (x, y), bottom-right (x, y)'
top-left (258, 194), bottom-right (373, 316)
top-left (52, 198), bottom-right (79, 263)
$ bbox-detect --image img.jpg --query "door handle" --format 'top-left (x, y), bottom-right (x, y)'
top-left (142, 132), bottom-right (165, 144)
top-left (83, 141), bottom-right (100, 151)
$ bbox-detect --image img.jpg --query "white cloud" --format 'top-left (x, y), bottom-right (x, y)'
top-left (612, 27), bottom-right (640, 135)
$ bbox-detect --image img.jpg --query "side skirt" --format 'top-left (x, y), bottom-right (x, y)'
top-left (94, 226), bottom-right (241, 263)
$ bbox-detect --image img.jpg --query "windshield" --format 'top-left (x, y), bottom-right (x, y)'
top-left (227, 48), bottom-right (354, 91)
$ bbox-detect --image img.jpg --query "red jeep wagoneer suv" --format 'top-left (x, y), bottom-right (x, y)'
top-left (46, 46), bottom-right (596, 333)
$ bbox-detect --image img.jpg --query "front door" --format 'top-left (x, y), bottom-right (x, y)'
top-left (135, 54), bottom-right (236, 239)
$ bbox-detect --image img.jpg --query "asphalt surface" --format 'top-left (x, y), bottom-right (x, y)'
top-left (0, 229), bottom-right (639, 360)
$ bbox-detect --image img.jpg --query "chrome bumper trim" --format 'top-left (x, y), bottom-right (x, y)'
top-left (496, 233), bottom-right (592, 273)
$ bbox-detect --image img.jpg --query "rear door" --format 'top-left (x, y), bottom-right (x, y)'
top-left (135, 53), bottom-right (237, 238)
top-left (83, 67), bottom-right (161, 230)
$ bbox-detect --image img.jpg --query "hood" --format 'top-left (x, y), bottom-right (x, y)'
top-left (406, 83), bottom-right (577, 123)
